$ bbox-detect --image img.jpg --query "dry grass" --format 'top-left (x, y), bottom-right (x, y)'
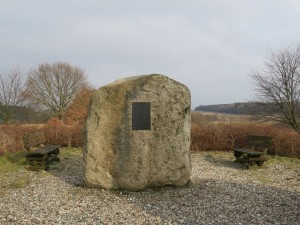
top-left (0, 151), bottom-right (30, 195)
top-left (191, 111), bottom-right (253, 125)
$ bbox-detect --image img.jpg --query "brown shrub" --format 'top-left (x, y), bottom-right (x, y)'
top-left (45, 124), bottom-right (83, 147)
top-left (1, 122), bottom-right (299, 158)
top-left (0, 130), bottom-right (14, 154)
top-left (267, 126), bottom-right (300, 157)
top-left (0, 124), bottom-right (44, 155)
top-left (191, 124), bottom-right (300, 158)
top-left (0, 124), bottom-right (83, 155)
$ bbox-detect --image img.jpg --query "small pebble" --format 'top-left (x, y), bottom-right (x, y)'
top-left (0, 151), bottom-right (299, 224)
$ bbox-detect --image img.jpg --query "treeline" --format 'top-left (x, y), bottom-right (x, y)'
top-left (0, 63), bottom-right (93, 125)
top-left (0, 106), bottom-right (53, 124)
top-left (0, 88), bottom-right (93, 125)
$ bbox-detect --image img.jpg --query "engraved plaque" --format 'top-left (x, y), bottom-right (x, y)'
top-left (132, 102), bottom-right (151, 130)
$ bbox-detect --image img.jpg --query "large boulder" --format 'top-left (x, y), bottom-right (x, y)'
top-left (83, 74), bottom-right (191, 190)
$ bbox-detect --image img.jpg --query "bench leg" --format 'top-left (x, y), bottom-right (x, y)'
top-left (26, 153), bottom-right (60, 171)
top-left (27, 160), bottom-right (47, 171)
top-left (44, 164), bottom-right (49, 170)
top-left (51, 154), bottom-right (60, 162)
top-left (256, 161), bottom-right (264, 166)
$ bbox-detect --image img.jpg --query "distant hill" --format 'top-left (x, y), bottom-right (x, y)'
top-left (194, 102), bottom-right (250, 115)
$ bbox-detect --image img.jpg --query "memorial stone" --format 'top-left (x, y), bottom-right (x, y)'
top-left (83, 74), bottom-right (191, 190)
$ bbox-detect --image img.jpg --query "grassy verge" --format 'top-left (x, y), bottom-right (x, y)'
top-left (48, 147), bottom-right (82, 172)
top-left (0, 147), bottom-right (83, 196)
top-left (0, 151), bottom-right (30, 195)
top-left (267, 155), bottom-right (300, 165)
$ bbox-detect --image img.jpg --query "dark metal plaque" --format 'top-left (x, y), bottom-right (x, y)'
top-left (132, 102), bottom-right (151, 130)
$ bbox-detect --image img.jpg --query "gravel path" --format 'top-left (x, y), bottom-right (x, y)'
top-left (0, 150), bottom-right (299, 225)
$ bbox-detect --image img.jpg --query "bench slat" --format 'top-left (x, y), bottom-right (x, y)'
top-left (23, 132), bottom-right (47, 149)
top-left (25, 155), bottom-right (48, 161)
top-left (25, 145), bottom-right (60, 157)
top-left (233, 148), bottom-right (265, 156)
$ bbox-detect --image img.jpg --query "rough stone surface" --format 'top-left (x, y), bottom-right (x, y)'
top-left (83, 74), bottom-right (191, 190)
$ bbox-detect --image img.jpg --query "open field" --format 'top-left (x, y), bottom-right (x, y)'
top-left (0, 148), bottom-right (299, 224)
top-left (192, 110), bottom-right (255, 125)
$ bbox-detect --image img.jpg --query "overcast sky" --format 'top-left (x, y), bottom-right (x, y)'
top-left (1, 0), bottom-right (300, 108)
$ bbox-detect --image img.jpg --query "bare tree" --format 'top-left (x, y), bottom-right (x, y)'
top-left (0, 66), bottom-right (28, 123)
top-left (26, 62), bottom-right (88, 121)
top-left (250, 44), bottom-right (300, 133)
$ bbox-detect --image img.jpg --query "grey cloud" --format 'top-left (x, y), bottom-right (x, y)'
top-left (1, 0), bottom-right (300, 107)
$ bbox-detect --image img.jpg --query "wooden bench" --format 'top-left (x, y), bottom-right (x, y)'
top-left (233, 135), bottom-right (272, 169)
top-left (23, 131), bottom-right (60, 170)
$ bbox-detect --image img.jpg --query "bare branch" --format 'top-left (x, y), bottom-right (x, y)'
top-left (0, 66), bottom-right (28, 123)
top-left (250, 44), bottom-right (300, 133)
top-left (26, 62), bottom-right (88, 121)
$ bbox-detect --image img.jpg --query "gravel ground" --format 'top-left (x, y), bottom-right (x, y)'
top-left (0, 150), bottom-right (299, 225)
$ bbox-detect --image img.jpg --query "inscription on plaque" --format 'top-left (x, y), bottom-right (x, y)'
top-left (132, 102), bottom-right (151, 130)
